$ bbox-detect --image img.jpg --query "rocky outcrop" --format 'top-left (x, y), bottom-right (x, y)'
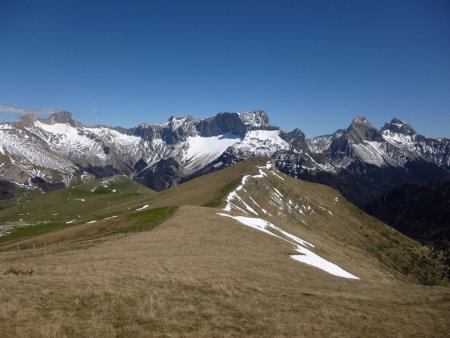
top-left (195, 113), bottom-right (247, 137)
top-left (279, 128), bottom-right (307, 152)
top-left (136, 157), bottom-right (181, 191)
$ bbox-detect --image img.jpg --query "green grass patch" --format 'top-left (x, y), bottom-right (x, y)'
top-left (0, 221), bottom-right (71, 245)
top-left (202, 177), bottom-right (242, 208)
top-left (0, 176), bottom-right (156, 226)
top-left (0, 207), bottom-right (178, 248)
top-left (92, 206), bottom-right (178, 237)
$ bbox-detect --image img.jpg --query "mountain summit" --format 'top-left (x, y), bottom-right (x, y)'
top-left (381, 118), bottom-right (417, 136)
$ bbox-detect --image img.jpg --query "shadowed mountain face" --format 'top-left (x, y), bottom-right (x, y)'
top-left (364, 181), bottom-right (450, 242)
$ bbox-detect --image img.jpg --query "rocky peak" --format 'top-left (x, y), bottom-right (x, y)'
top-left (345, 115), bottom-right (382, 143)
top-left (42, 111), bottom-right (82, 127)
top-left (280, 128), bottom-right (307, 151)
top-left (351, 115), bottom-right (371, 126)
top-left (17, 113), bottom-right (38, 126)
top-left (381, 118), bottom-right (416, 136)
top-left (238, 110), bottom-right (271, 129)
top-left (167, 115), bottom-right (195, 131)
top-left (195, 112), bottom-right (247, 137)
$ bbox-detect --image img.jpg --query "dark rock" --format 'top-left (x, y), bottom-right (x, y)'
top-left (136, 158), bottom-right (180, 191)
top-left (0, 180), bottom-right (16, 200)
top-left (195, 112), bottom-right (247, 137)
top-left (381, 118), bottom-right (417, 135)
top-left (345, 115), bottom-right (383, 144)
top-left (42, 111), bottom-right (82, 127)
top-left (280, 128), bottom-right (307, 151)
top-left (133, 158), bottom-right (148, 171)
top-left (30, 177), bottom-right (65, 191)
top-left (78, 165), bottom-right (120, 178)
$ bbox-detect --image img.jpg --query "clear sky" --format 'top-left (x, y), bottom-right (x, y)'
top-left (0, 0), bottom-right (449, 138)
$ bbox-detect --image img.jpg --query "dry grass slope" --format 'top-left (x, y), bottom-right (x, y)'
top-left (1, 206), bottom-right (449, 337)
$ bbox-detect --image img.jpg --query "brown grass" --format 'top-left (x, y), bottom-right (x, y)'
top-left (4, 267), bottom-right (34, 276)
top-left (0, 206), bottom-right (449, 337)
top-left (148, 157), bottom-right (266, 208)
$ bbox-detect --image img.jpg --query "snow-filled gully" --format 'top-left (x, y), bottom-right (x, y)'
top-left (219, 162), bottom-right (359, 280)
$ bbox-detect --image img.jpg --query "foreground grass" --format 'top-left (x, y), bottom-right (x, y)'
top-left (1, 206), bottom-right (448, 337)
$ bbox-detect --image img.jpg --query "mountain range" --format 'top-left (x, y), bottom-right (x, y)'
top-left (1, 110), bottom-right (448, 205)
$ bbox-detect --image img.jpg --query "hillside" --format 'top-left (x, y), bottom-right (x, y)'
top-left (0, 159), bottom-right (449, 337)
top-left (0, 176), bottom-right (157, 246)
top-left (364, 181), bottom-right (450, 242)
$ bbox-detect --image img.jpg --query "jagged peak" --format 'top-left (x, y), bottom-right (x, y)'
top-left (390, 117), bottom-right (405, 125)
top-left (40, 111), bottom-right (82, 127)
top-left (19, 113), bottom-right (38, 124)
top-left (48, 111), bottom-right (73, 122)
top-left (351, 115), bottom-right (372, 126)
top-left (237, 110), bottom-right (270, 128)
top-left (345, 115), bottom-right (382, 143)
top-left (381, 117), bottom-right (416, 135)
top-left (166, 115), bottom-right (195, 130)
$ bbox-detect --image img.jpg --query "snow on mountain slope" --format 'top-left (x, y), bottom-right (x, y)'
top-left (218, 213), bottom-right (358, 279)
top-left (308, 130), bottom-right (344, 153)
top-left (86, 126), bottom-right (141, 149)
top-left (32, 121), bottom-right (108, 161)
top-left (0, 125), bottom-right (75, 182)
top-left (218, 160), bottom-right (359, 279)
top-left (382, 130), bottom-right (415, 149)
top-left (351, 141), bottom-right (390, 167)
top-left (232, 130), bottom-right (289, 157)
top-left (182, 133), bottom-right (241, 173)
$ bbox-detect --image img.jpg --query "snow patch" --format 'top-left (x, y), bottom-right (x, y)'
top-left (183, 133), bottom-right (240, 173)
top-left (218, 213), bottom-right (359, 280)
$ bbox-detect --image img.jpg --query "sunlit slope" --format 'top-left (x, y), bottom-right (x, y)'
top-left (1, 204), bottom-right (448, 337)
top-left (147, 157), bottom-right (266, 208)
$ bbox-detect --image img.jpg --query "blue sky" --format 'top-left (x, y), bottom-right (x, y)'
top-left (0, 0), bottom-right (449, 137)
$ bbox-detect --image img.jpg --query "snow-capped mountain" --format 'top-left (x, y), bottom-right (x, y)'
top-left (0, 110), bottom-right (287, 191)
top-left (0, 110), bottom-right (449, 207)
top-left (274, 116), bottom-right (450, 206)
